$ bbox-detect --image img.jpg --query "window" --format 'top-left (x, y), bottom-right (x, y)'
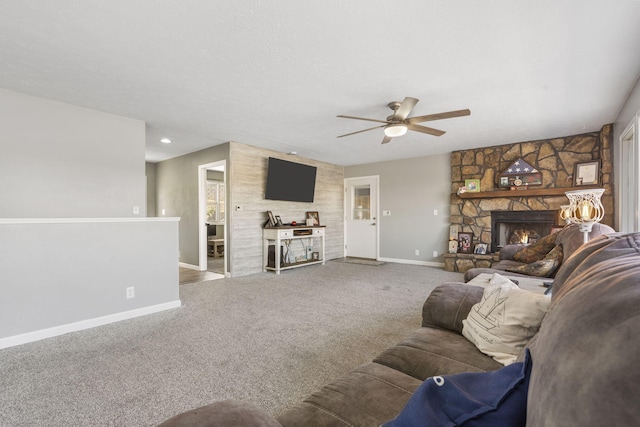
top-left (352, 184), bottom-right (371, 220)
top-left (206, 180), bottom-right (225, 224)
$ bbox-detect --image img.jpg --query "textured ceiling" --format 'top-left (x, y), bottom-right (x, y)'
top-left (1, 1), bottom-right (639, 166)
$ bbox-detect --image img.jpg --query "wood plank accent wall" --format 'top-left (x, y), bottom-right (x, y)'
top-left (228, 142), bottom-right (344, 277)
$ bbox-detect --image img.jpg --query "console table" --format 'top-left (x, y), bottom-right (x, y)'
top-left (263, 226), bottom-right (325, 274)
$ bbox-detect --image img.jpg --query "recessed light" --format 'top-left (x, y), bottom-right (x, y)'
top-left (160, 138), bottom-right (172, 144)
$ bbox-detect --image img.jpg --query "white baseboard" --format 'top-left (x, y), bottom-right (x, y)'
top-left (378, 257), bottom-right (445, 268)
top-left (0, 300), bottom-right (182, 350)
top-left (179, 262), bottom-right (200, 270)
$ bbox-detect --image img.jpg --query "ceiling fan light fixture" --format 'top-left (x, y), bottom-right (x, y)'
top-left (384, 124), bottom-right (408, 137)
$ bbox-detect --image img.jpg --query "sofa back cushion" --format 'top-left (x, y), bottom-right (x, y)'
top-left (527, 232), bottom-right (640, 426)
top-left (422, 283), bottom-right (483, 333)
top-left (554, 222), bottom-right (615, 261)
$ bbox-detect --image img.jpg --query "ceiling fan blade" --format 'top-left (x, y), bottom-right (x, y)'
top-left (337, 125), bottom-right (385, 138)
top-left (381, 135), bottom-right (393, 144)
top-left (407, 109), bottom-right (471, 124)
top-left (337, 115), bottom-right (391, 125)
top-left (407, 124), bottom-right (446, 136)
top-left (392, 97), bottom-right (419, 120)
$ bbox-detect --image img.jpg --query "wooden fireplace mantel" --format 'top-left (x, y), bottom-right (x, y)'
top-left (457, 186), bottom-right (601, 199)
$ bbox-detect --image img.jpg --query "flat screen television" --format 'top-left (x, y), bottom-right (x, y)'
top-left (265, 157), bottom-right (317, 203)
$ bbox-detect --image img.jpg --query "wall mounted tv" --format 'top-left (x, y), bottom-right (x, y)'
top-left (265, 157), bottom-right (317, 203)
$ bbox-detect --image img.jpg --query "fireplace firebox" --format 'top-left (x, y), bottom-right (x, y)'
top-left (490, 210), bottom-right (557, 253)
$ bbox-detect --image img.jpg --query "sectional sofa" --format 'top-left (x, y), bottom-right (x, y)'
top-left (158, 230), bottom-right (640, 427)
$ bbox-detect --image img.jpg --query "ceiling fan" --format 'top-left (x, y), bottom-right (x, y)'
top-left (337, 97), bottom-right (470, 144)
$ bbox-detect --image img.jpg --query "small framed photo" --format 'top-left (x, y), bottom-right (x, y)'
top-left (449, 224), bottom-right (458, 241)
top-left (465, 179), bottom-right (480, 192)
top-left (474, 243), bottom-right (488, 255)
top-left (457, 232), bottom-right (474, 254)
top-left (312, 252), bottom-right (320, 261)
top-left (574, 160), bottom-right (600, 186)
top-left (448, 240), bottom-right (458, 254)
top-left (275, 215), bottom-right (283, 227)
top-left (267, 211), bottom-right (276, 227)
top-left (306, 211), bottom-right (320, 226)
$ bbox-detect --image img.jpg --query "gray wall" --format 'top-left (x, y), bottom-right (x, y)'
top-left (0, 89), bottom-right (179, 348)
top-left (0, 88), bottom-right (146, 218)
top-left (345, 153), bottom-right (451, 264)
top-left (155, 143), bottom-right (230, 266)
top-left (0, 219), bottom-right (179, 346)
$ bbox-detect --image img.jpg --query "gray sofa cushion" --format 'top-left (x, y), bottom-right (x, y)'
top-left (422, 282), bottom-right (484, 333)
top-left (373, 327), bottom-right (502, 380)
top-left (276, 362), bottom-right (422, 427)
top-left (527, 232), bottom-right (640, 426)
top-left (157, 400), bottom-right (282, 427)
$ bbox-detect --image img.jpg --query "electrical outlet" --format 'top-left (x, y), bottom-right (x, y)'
top-left (133, 205), bottom-right (140, 215)
top-left (161, 209), bottom-right (166, 215)
top-left (433, 250), bottom-right (438, 257)
top-left (126, 287), bottom-right (135, 299)
top-left (433, 208), bottom-right (438, 216)
top-left (415, 249), bottom-right (420, 256)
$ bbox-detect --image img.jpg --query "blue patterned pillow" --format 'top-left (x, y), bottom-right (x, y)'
top-left (383, 349), bottom-right (532, 427)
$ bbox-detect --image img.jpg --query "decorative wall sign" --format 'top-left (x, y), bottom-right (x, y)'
top-left (499, 158), bottom-right (542, 188)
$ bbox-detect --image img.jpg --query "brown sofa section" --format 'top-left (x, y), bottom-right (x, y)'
top-left (464, 222), bottom-right (615, 282)
top-left (158, 231), bottom-right (640, 427)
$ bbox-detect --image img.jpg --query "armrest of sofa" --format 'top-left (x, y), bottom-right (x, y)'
top-left (157, 400), bottom-right (282, 427)
top-left (422, 283), bottom-right (484, 334)
top-left (498, 244), bottom-right (527, 260)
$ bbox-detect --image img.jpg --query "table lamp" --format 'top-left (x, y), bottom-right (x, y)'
top-left (564, 188), bottom-right (605, 244)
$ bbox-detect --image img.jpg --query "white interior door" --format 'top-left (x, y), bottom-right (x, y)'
top-left (345, 176), bottom-right (378, 259)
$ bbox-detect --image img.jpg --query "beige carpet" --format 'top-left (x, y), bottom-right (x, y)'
top-left (0, 261), bottom-right (463, 426)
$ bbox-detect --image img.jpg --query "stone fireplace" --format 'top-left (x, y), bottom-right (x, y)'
top-left (444, 124), bottom-right (615, 273)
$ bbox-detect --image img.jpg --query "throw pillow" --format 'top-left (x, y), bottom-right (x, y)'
top-left (506, 245), bottom-right (563, 278)
top-left (462, 274), bottom-right (550, 365)
top-left (512, 232), bottom-right (557, 263)
top-left (382, 349), bottom-right (532, 427)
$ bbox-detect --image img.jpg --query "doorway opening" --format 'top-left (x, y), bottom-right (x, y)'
top-left (198, 161), bottom-right (228, 278)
